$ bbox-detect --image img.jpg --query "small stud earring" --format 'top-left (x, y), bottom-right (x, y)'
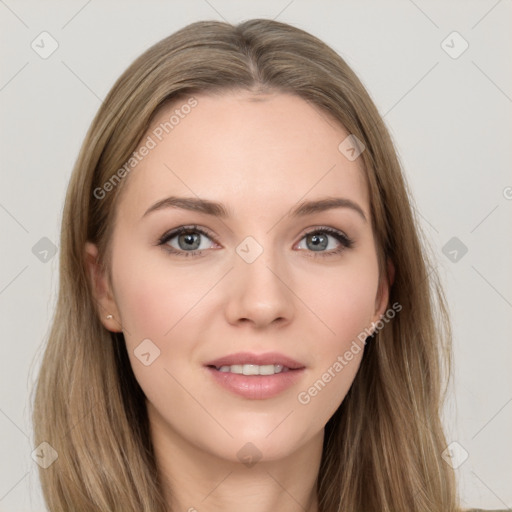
top-left (106, 314), bottom-right (113, 320)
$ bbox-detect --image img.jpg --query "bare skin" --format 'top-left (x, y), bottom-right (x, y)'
top-left (86, 91), bottom-right (393, 512)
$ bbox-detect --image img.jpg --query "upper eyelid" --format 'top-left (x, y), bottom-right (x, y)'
top-left (159, 225), bottom-right (217, 242)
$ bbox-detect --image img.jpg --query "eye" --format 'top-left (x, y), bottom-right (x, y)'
top-left (157, 225), bottom-right (354, 258)
top-left (296, 227), bottom-right (354, 257)
top-left (157, 225), bottom-right (217, 257)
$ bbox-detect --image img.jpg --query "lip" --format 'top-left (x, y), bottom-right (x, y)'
top-left (205, 366), bottom-right (306, 400)
top-left (204, 352), bottom-right (306, 400)
top-left (204, 351), bottom-right (305, 370)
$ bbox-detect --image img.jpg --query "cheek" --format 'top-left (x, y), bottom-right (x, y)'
top-left (111, 258), bottom-right (200, 400)
top-left (295, 263), bottom-right (379, 418)
top-left (112, 249), bottom-right (210, 343)
top-left (308, 260), bottom-right (379, 353)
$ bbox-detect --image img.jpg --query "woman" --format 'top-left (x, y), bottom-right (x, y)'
top-left (32, 18), bottom-right (501, 512)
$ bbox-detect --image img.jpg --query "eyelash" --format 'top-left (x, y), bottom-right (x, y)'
top-left (157, 224), bottom-right (354, 258)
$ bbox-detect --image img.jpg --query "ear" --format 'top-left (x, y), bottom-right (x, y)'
top-left (84, 241), bottom-right (123, 332)
top-left (370, 258), bottom-right (395, 329)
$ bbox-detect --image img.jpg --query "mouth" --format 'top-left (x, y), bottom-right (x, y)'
top-left (203, 352), bottom-right (306, 400)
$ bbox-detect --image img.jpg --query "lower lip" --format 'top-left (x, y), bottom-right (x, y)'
top-left (205, 366), bottom-right (306, 400)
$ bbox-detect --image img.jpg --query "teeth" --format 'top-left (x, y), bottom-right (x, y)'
top-left (217, 364), bottom-right (288, 375)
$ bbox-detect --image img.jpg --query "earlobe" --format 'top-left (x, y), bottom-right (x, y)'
top-left (84, 241), bottom-right (123, 332)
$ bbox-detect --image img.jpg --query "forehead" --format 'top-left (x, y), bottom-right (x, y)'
top-left (116, 91), bottom-right (369, 222)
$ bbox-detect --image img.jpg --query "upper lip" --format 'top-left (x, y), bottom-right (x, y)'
top-left (205, 351), bottom-right (305, 370)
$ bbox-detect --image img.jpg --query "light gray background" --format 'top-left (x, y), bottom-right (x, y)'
top-left (1, 1), bottom-right (511, 510)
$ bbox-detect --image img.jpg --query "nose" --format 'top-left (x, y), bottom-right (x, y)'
top-left (224, 243), bottom-right (295, 329)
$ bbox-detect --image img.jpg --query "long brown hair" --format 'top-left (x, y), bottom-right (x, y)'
top-left (32, 18), bottom-right (458, 511)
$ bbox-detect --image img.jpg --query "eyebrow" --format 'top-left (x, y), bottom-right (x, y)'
top-left (141, 195), bottom-right (367, 223)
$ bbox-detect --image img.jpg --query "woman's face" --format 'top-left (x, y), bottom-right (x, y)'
top-left (86, 91), bottom-right (390, 463)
